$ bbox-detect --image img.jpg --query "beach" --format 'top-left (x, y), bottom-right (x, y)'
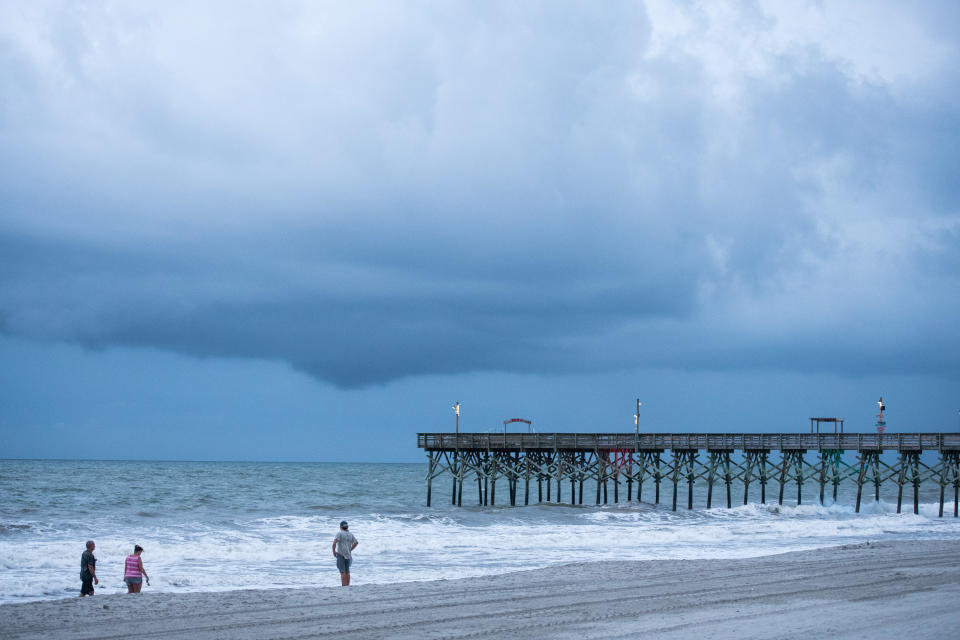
top-left (3, 539), bottom-right (958, 640)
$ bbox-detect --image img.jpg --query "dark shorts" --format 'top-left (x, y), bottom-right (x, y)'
top-left (80, 577), bottom-right (94, 595)
top-left (336, 554), bottom-right (351, 574)
top-left (125, 577), bottom-right (142, 586)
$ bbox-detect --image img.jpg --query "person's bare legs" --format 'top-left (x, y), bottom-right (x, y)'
top-left (340, 572), bottom-right (350, 586)
top-left (132, 582), bottom-right (142, 593)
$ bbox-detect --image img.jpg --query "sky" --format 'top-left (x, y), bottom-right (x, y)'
top-left (1, 1), bottom-right (958, 462)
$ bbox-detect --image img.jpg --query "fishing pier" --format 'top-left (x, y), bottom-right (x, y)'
top-left (418, 432), bottom-right (960, 516)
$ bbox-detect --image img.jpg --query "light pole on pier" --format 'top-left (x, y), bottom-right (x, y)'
top-left (452, 402), bottom-right (461, 506)
top-left (634, 399), bottom-right (642, 436)
top-left (634, 398), bottom-right (642, 455)
top-left (876, 397), bottom-right (886, 434)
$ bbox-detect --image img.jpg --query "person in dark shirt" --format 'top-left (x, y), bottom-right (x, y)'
top-left (79, 540), bottom-right (98, 597)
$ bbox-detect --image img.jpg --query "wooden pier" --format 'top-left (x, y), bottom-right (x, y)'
top-left (418, 432), bottom-right (960, 516)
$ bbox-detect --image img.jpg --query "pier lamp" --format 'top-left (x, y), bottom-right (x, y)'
top-left (452, 402), bottom-right (460, 436)
top-left (634, 399), bottom-right (642, 436)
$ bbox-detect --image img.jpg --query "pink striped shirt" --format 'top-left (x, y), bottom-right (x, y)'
top-left (124, 555), bottom-right (141, 578)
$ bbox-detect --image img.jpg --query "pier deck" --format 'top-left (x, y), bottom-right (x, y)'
top-left (418, 432), bottom-right (960, 452)
top-left (418, 432), bottom-right (960, 516)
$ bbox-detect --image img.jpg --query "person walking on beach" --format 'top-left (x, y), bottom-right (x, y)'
top-left (79, 540), bottom-right (98, 597)
top-left (332, 520), bottom-right (358, 586)
top-left (123, 545), bottom-right (150, 593)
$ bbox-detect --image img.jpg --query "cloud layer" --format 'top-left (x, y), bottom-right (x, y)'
top-left (1, 1), bottom-right (958, 387)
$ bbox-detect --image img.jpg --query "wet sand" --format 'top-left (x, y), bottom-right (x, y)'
top-left (3, 539), bottom-right (958, 639)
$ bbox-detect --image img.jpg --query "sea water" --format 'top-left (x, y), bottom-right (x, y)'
top-left (1, 459), bottom-right (959, 604)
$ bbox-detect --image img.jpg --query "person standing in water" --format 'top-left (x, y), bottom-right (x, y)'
top-left (332, 521), bottom-right (358, 586)
top-left (123, 545), bottom-right (150, 593)
top-left (79, 540), bottom-right (98, 597)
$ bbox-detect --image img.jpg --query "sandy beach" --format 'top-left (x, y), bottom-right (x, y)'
top-left (3, 539), bottom-right (958, 640)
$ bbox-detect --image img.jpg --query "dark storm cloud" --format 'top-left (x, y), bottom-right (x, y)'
top-left (0, 1), bottom-right (958, 387)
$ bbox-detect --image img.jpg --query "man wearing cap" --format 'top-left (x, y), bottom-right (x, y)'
top-left (332, 521), bottom-right (358, 586)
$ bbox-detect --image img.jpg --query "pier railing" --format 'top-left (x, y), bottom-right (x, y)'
top-left (418, 432), bottom-right (960, 452)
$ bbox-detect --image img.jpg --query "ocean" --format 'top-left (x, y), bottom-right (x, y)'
top-left (2, 459), bottom-right (959, 604)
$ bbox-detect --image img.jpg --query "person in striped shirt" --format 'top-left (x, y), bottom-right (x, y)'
top-left (123, 545), bottom-right (150, 593)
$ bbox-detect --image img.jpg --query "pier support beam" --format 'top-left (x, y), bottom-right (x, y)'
top-left (706, 451), bottom-right (733, 509)
top-left (743, 451), bottom-right (755, 505)
top-left (722, 452), bottom-right (733, 508)
top-left (654, 452), bottom-right (662, 504)
top-left (896, 452), bottom-right (921, 514)
top-left (819, 450), bottom-right (841, 505)
top-left (426, 453), bottom-right (435, 507)
top-left (524, 454), bottom-right (531, 506)
top-left (855, 451), bottom-right (882, 513)
top-left (706, 451), bottom-right (718, 509)
top-left (671, 450), bottom-right (697, 511)
top-left (743, 450), bottom-right (769, 505)
top-left (938, 452), bottom-right (960, 518)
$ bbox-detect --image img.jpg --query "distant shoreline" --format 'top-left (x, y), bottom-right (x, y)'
top-left (5, 539), bottom-right (959, 640)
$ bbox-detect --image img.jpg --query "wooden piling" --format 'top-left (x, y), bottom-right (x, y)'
top-left (760, 452), bottom-right (768, 504)
top-left (874, 454), bottom-right (881, 504)
top-left (819, 453), bottom-right (827, 505)
top-left (595, 454), bottom-right (602, 505)
top-left (671, 451), bottom-right (680, 511)
top-left (795, 453), bottom-right (803, 506)
top-left (723, 453), bottom-right (732, 509)
top-left (778, 455), bottom-right (788, 506)
top-left (524, 457), bottom-right (530, 506)
top-left (855, 454), bottom-right (866, 513)
top-left (896, 453), bottom-right (906, 514)
top-left (636, 453), bottom-right (644, 503)
top-left (706, 453), bottom-right (715, 509)
top-left (426, 454), bottom-right (434, 507)
top-left (654, 452), bottom-right (662, 505)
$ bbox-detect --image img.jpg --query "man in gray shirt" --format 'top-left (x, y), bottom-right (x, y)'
top-left (332, 521), bottom-right (358, 586)
top-left (79, 540), bottom-right (98, 597)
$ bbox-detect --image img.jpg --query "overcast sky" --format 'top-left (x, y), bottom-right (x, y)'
top-left (1, 1), bottom-right (958, 462)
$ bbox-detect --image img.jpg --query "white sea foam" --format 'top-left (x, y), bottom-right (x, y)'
top-left (1, 460), bottom-right (958, 604)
